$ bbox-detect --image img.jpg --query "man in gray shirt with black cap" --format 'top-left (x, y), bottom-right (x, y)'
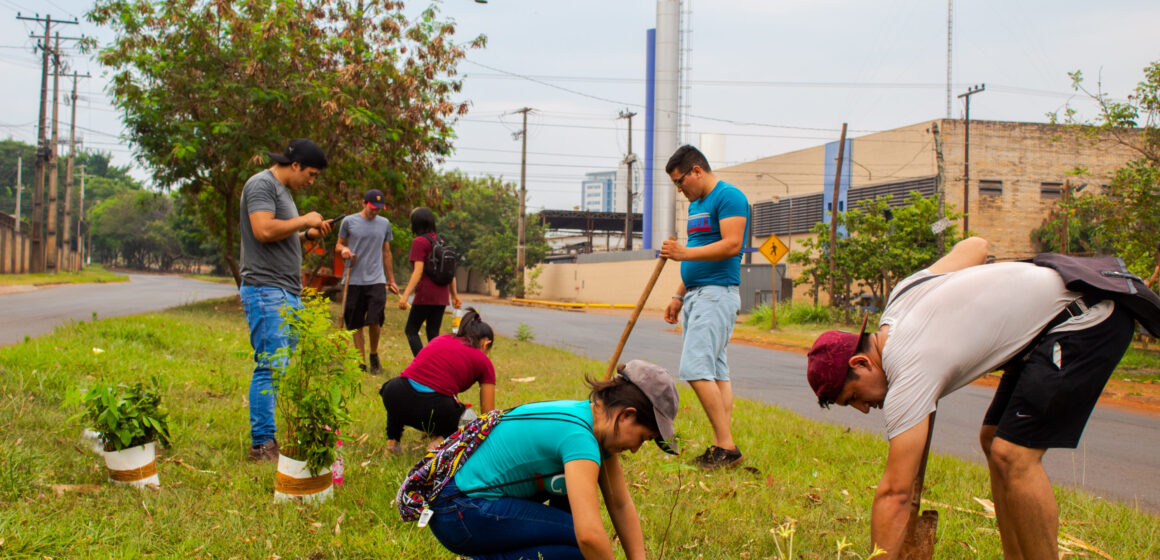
top-left (239, 138), bottom-right (332, 462)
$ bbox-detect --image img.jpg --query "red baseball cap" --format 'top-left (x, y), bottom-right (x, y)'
top-left (806, 314), bottom-right (869, 406)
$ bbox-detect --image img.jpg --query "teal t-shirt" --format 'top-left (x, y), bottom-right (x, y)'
top-left (681, 181), bottom-right (750, 288)
top-left (452, 400), bottom-right (600, 500)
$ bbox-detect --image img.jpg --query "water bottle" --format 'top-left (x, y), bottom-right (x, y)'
top-left (458, 404), bottom-right (478, 428)
top-left (451, 307), bottom-right (466, 334)
top-left (331, 433), bottom-right (345, 487)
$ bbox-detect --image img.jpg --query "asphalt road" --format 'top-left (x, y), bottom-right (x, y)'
top-left (469, 300), bottom-right (1160, 513)
top-left (0, 273), bottom-right (238, 346)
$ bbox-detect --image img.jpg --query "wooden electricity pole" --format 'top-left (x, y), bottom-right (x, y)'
top-left (619, 109), bottom-right (637, 251)
top-left (64, 71), bottom-right (90, 271)
top-left (16, 13), bottom-right (80, 273)
top-left (957, 84), bottom-right (985, 236)
top-left (46, 32), bottom-right (64, 272)
top-left (828, 123), bottom-right (848, 308)
top-left (514, 107), bottom-right (532, 298)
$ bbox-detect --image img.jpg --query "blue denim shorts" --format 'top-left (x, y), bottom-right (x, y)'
top-left (679, 285), bottom-right (740, 382)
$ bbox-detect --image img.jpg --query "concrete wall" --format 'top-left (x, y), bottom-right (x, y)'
top-left (530, 259), bottom-right (684, 310)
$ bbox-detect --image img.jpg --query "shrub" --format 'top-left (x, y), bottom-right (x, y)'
top-left (270, 290), bottom-right (362, 474)
top-left (74, 378), bottom-right (172, 452)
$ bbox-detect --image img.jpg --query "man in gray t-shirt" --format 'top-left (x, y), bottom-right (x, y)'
top-left (238, 138), bottom-right (332, 462)
top-left (804, 237), bottom-right (1135, 559)
top-left (335, 189), bottom-right (397, 374)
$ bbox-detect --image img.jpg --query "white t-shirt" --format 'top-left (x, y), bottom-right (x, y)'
top-left (878, 262), bottom-right (1113, 439)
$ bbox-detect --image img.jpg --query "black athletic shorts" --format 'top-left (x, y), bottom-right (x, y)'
top-left (983, 303), bottom-right (1134, 449)
top-left (379, 376), bottom-right (464, 441)
top-left (343, 283), bottom-right (387, 329)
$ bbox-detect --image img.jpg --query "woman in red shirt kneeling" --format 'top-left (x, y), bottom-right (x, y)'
top-left (380, 307), bottom-right (495, 453)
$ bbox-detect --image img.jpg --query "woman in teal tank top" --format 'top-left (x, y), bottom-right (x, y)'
top-left (427, 360), bottom-right (680, 560)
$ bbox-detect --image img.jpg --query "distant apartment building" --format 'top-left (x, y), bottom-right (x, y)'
top-left (581, 160), bottom-right (643, 213)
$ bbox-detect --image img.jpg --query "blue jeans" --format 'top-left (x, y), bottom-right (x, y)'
top-left (428, 480), bottom-right (582, 560)
top-left (240, 284), bottom-right (301, 447)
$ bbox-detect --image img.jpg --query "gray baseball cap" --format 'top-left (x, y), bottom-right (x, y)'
top-left (619, 360), bottom-right (680, 455)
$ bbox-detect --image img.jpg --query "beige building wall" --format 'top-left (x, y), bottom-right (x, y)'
top-left (529, 259), bottom-right (684, 310)
top-left (937, 119), bottom-right (1139, 259)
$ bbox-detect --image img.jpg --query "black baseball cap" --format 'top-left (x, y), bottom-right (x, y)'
top-left (268, 138), bottom-right (328, 169)
top-left (364, 189), bottom-right (386, 209)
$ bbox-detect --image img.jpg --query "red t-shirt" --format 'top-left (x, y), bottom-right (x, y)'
top-left (409, 234), bottom-right (451, 306)
top-left (401, 335), bottom-right (496, 396)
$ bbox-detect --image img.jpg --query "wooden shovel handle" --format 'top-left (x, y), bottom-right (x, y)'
top-left (604, 238), bottom-right (674, 380)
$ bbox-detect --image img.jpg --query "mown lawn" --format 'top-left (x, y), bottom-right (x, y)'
top-left (0, 298), bottom-right (1156, 558)
top-left (0, 264), bottom-right (127, 286)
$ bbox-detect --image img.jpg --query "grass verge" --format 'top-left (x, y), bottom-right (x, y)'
top-left (0, 299), bottom-right (1156, 558)
top-left (0, 264), bottom-right (127, 286)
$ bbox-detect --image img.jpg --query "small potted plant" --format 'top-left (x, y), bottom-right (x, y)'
top-left (74, 377), bottom-right (171, 489)
top-left (270, 290), bottom-right (361, 504)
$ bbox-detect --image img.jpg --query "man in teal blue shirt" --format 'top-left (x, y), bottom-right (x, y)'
top-left (661, 145), bottom-right (750, 469)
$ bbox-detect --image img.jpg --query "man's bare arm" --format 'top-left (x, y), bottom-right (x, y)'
top-left (928, 237), bottom-right (988, 275)
top-left (871, 416), bottom-right (931, 559)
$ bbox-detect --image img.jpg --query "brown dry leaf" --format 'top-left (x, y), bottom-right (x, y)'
top-left (691, 509), bottom-right (708, 523)
top-left (805, 492), bottom-right (822, 504)
top-left (1059, 532), bottom-right (1114, 560)
top-left (50, 484), bottom-right (102, 496)
top-left (310, 522), bottom-right (322, 528)
top-left (510, 377), bottom-right (536, 383)
top-left (698, 481), bottom-right (711, 492)
top-left (972, 497), bottom-right (996, 516)
top-left (957, 541), bottom-right (978, 553)
top-left (334, 512), bottom-right (345, 536)
top-left (679, 539), bottom-right (700, 550)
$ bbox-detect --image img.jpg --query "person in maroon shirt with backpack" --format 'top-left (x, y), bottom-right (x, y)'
top-left (398, 207), bottom-right (461, 357)
top-left (380, 308), bottom-right (495, 453)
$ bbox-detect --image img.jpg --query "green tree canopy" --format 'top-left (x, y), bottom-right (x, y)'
top-left (1044, 62), bottom-right (1160, 276)
top-left (88, 0), bottom-right (484, 283)
top-left (431, 172), bottom-right (549, 297)
top-left (788, 192), bottom-right (962, 311)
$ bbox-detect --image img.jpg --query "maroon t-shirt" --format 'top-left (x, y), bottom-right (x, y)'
top-left (409, 234), bottom-right (450, 306)
top-left (401, 334), bottom-right (495, 396)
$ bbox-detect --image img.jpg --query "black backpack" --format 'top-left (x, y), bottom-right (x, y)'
top-left (422, 233), bottom-right (457, 286)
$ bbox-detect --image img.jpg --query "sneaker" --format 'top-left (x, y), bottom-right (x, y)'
top-left (369, 354), bottom-right (382, 374)
top-left (248, 439), bottom-right (279, 462)
top-left (694, 445), bottom-right (743, 470)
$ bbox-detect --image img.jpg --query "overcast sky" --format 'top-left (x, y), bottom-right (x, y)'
top-left (2, 0), bottom-right (1157, 211)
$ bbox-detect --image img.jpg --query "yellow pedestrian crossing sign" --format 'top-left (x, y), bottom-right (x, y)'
top-left (758, 234), bottom-right (789, 265)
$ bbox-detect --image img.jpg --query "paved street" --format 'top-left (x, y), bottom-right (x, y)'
top-left (0, 273), bottom-right (238, 346)
top-left (469, 300), bottom-right (1160, 513)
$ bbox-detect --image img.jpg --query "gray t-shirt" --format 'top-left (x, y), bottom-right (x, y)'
top-left (239, 170), bottom-right (302, 294)
top-left (337, 214), bottom-right (393, 286)
top-left (878, 261), bottom-right (1112, 439)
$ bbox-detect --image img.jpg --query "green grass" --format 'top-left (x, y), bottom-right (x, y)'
top-left (0, 264), bottom-right (127, 286)
top-left (0, 299), bottom-right (1156, 558)
top-left (180, 273), bottom-right (236, 285)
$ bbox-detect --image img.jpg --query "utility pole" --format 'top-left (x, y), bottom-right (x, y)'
top-left (932, 122), bottom-right (946, 254)
top-left (77, 165), bottom-right (86, 268)
top-left (1060, 179), bottom-right (1070, 255)
top-left (958, 83), bottom-right (985, 235)
top-left (64, 71), bottom-right (90, 272)
top-left (46, 32), bottom-right (64, 273)
top-left (514, 107), bottom-right (532, 298)
top-left (619, 109), bottom-right (637, 251)
top-left (828, 123), bottom-right (847, 309)
top-left (17, 13), bottom-right (80, 273)
top-left (14, 157), bottom-right (21, 223)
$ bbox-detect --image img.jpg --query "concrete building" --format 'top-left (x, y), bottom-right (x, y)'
top-left (580, 162), bottom-right (644, 213)
top-left (710, 119), bottom-right (1141, 288)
